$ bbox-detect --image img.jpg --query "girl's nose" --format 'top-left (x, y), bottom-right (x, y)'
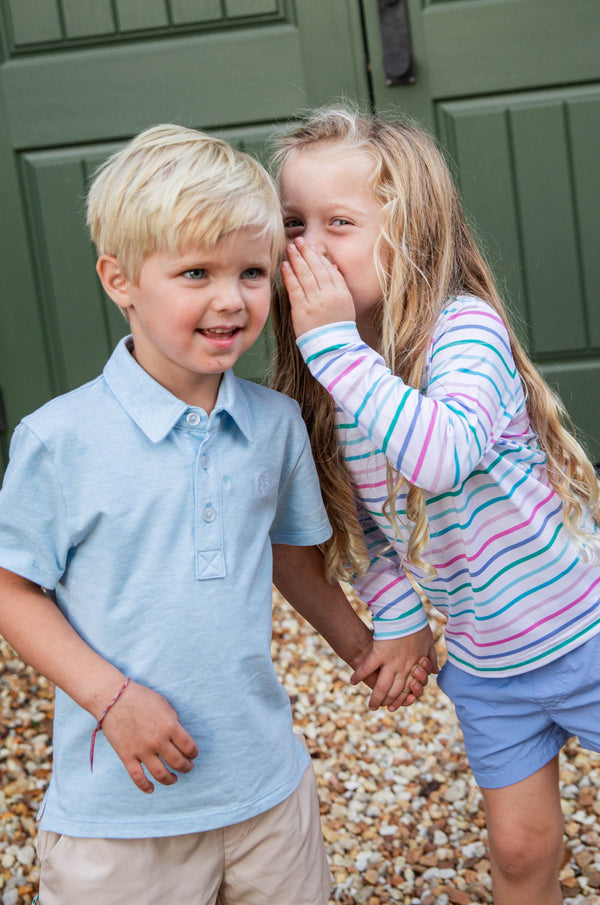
top-left (302, 226), bottom-right (328, 257)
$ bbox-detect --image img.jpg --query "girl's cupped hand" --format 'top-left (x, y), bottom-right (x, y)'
top-left (281, 237), bottom-right (355, 337)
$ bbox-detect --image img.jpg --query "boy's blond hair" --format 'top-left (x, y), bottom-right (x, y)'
top-left (87, 124), bottom-right (284, 284)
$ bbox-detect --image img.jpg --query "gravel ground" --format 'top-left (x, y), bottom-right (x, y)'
top-left (1, 589), bottom-right (600, 904)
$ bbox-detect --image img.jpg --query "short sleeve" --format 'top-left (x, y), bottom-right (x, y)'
top-left (269, 425), bottom-right (331, 546)
top-left (0, 423), bottom-right (71, 588)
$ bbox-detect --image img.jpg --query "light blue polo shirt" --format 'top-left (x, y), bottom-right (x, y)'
top-left (0, 337), bottom-right (331, 838)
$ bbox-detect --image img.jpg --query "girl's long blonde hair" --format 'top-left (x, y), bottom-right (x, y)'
top-left (271, 105), bottom-right (600, 581)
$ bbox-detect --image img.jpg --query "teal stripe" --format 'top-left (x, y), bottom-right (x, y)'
top-left (428, 458), bottom-right (534, 524)
top-left (337, 433), bottom-right (371, 447)
top-left (475, 522), bottom-right (563, 594)
top-left (344, 449), bottom-right (383, 461)
top-left (297, 323), bottom-right (354, 348)
top-left (441, 400), bottom-right (483, 461)
top-left (430, 468), bottom-right (531, 538)
top-left (372, 602), bottom-right (425, 622)
top-left (303, 343), bottom-right (348, 366)
top-left (431, 339), bottom-right (517, 378)
top-left (355, 372), bottom-right (386, 421)
top-left (446, 617), bottom-right (600, 673)
top-left (381, 391), bottom-right (411, 455)
top-left (431, 356), bottom-right (515, 400)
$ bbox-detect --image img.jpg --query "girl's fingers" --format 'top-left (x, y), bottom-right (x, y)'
top-left (282, 238), bottom-right (356, 332)
top-left (280, 259), bottom-right (304, 297)
top-left (286, 242), bottom-right (322, 291)
top-left (286, 239), bottom-right (338, 291)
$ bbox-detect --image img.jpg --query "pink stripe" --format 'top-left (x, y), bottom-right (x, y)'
top-left (446, 575), bottom-right (600, 647)
top-left (447, 392), bottom-right (493, 429)
top-left (359, 573), bottom-right (405, 605)
top-left (354, 479), bottom-right (388, 490)
top-left (327, 356), bottom-right (366, 394)
top-left (410, 402), bottom-right (438, 483)
top-left (447, 308), bottom-right (504, 327)
top-left (436, 482), bottom-right (542, 563)
top-left (437, 488), bottom-right (554, 570)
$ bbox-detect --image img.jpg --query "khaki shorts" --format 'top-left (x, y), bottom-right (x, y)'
top-left (36, 762), bottom-right (331, 905)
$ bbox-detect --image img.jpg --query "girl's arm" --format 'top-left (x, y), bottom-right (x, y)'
top-left (272, 544), bottom-right (433, 708)
top-left (283, 241), bottom-right (521, 493)
top-left (0, 566), bottom-right (198, 793)
top-left (353, 499), bottom-right (429, 638)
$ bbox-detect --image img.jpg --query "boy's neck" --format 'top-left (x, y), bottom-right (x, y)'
top-left (130, 345), bottom-right (224, 414)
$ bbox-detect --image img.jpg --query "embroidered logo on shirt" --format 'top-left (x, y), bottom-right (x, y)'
top-left (256, 471), bottom-right (273, 497)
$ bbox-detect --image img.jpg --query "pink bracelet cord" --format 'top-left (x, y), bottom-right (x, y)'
top-left (89, 676), bottom-right (131, 772)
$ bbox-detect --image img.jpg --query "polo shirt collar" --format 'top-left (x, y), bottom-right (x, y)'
top-left (103, 336), bottom-right (253, 443)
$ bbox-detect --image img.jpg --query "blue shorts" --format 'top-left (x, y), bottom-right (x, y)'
top-left (437, 630), bottom-right (600, 789)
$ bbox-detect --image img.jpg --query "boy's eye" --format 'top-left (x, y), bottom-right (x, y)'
top-left (242, 267), bottom-right (266, 281)
top-left (183, 269), bottom-right (207, 280)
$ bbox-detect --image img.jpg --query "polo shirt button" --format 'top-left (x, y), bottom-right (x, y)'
top-left (201, 455), bottom-right (210, 469)
top-left (187, 412), bottom-right (200, 426)
top-left (203, 505), bottom-right (216, 522)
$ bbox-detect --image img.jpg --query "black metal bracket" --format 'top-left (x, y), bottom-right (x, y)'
top-left (376, 0), bottom-right (416, 86)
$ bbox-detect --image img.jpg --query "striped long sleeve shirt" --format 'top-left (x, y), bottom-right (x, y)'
top-left (297, 295), bottom-right (600, 676)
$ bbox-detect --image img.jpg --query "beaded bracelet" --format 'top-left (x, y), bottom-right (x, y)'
top-left (90, 676), bottom-right (131, 771)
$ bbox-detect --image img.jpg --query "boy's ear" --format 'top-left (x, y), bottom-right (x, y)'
top-left (96, 255), bottom-right (133, 311)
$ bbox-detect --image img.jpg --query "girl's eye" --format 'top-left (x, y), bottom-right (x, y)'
top-left (331, 217), bottom-right (351, 226)
top-left (183, 269), bottom-right (206, 280)
top-left (284, 218), bottom-right (303, 234)
top-left (242, 267), bottom-right (266, 281)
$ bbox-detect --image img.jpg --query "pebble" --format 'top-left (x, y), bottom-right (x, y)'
top-left (2, 591), bottom-right (600, 904)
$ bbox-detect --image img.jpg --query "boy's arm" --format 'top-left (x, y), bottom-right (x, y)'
top-left (272, 544), bottom-right (432, 707)
top-left (0, 567), bottom-right (198, 793)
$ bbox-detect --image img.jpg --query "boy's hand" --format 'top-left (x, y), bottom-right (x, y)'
top-left (281, 238), bottom-right (355, 336)
top-left (350, 624), bottom-right (439, 712)
top-left (101, 681), bottom-right (199, 794)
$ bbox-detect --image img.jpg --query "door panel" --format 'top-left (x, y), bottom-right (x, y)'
top-left (0, 0), bottom-right (369, 469)
top-left (362, 0), bottom-right (600, 459)
top-left (3, 30), bottom-right (305, 148)
top-left (438, 86), bottom-right (600, 357)
top-left (421, 0), bottom-right (600, 97)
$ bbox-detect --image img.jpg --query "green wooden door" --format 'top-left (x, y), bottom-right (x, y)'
top-left (0, 0), bottom-right (370, 471)
top-left (1, 0), bottom-right (599, 474)
top-left (362, 0), bottom-right (600, 460)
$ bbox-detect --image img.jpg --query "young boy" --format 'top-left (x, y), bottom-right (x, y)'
top-left (0, 125), bottom-right (435, 905)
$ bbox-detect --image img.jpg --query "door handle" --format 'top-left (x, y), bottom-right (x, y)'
top-left (376, 0), bottom-right (415, 85)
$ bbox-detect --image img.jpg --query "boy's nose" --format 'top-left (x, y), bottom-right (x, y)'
top-left (213, 283), bottom-right (244, 311)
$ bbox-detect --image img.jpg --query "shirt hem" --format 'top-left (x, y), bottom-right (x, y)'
top-left (38, 769), bottom-right (309, 839)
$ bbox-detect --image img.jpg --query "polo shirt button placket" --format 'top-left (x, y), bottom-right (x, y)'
top-left (203, 505), bottom-right (216, 523)
top-left (195, 435), bottom-right (225, 580)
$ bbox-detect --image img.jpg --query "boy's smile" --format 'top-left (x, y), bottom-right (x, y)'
top-left (98, 228), bottom-right (273, 411)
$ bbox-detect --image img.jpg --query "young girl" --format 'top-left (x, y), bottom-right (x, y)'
top-left (271, 105), bottom-right (600, 905)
